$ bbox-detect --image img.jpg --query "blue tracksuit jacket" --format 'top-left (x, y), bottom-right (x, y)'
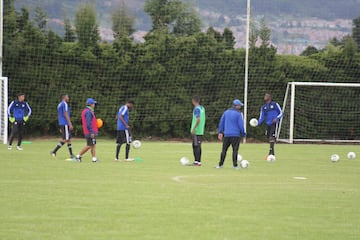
top-left (218, 108), bottom-right (246, 137)
top-left (258, 101), bottom-right (283, 126)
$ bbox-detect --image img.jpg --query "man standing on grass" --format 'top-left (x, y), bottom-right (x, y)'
top-left (191, 96), bottom-right (206, 166)
top-left (257, 93), bottom-right (283, 157)
top-left (75, 98), bottom-right (99, 163)
top-left (216, 99), bottom-right (246, 169)
top-left (51, 94), bottom-right (75, 159)
top-left (8, 93), bottom-right (32, 151)
top-left (115, 100), bottom-right (135, 162)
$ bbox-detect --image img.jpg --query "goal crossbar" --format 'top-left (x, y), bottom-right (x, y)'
top-left (289, 82), bottom-right (360, 88)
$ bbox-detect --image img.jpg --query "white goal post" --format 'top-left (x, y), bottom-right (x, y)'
top-left (0, 77), bottom-right (8, 144)
top-left (278, 82), bottom-right (360, 144)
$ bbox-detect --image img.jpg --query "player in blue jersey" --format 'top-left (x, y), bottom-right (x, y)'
top-left (216, 99), bottom-right (247, 169)
top-left (50, 94), bottom-right (75, 159)
top-left (7, 93), bottom-right (32, 150)
top-left (115, 100), bottom-right (135, 162)
top-left (257, 93), bottom-right (283, 157)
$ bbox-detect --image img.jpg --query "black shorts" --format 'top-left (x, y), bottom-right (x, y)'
top-left (60, 125), bottom-right (71, 141)
top-left (86, 137), bottom-right (96, 146)
top-left (192, 135), bottom-right (202, 147)
top-left (116, 130), bottom-right (131, 144)
top-left (266, 123), bottom-right (277, 138)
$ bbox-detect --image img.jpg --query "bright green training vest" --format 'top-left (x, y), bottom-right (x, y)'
top-left (191, 105), bottom-right (206, 135)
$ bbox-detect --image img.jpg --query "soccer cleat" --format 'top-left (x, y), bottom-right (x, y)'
top-left (193, 162), bottom-right (202, 166)
top-left (8, 145), bottom-right (12, 150)
top-left (75, 156), bottom-right (82, 162)
top-left (70, 155), bottom-right (76, 160)
top-left (50, 152), bottom-right (57, 159)
top-left (17, 146), bottom-right (23, 151)
top-left (92, 159), bottom-right (99, 163)
top-left (215, 165), bottom-right (223, 169)
top-left (115, 158), bottom-right (119, 162)
top-left (124, 158), bottom-right (134, 162)
top-left (233, 166), bottom-right (240, 170)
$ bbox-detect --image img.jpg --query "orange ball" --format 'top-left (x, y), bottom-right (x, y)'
top-left (96, 118), bottom-right (103, 128)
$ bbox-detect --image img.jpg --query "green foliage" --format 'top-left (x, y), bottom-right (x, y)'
top-left (172, 7), bottom-right (201, 36)
top-left (249, 19), bottom-right (259, 48)
top-left (144, 0), bottom-right (201, 36)
top-left (111, 2), bottom-right (136, 39)
top-left (64, 17), bottom-right (76, 42)
top-left (75, 4), bottom-right (99, 49)
top-left (352, 16), bottom-right (360, 50)
top-left (259, 17), bottom-right (271, 48)
top-left (3, 1), bottom-right (360, 140)
top-left (343, 36), bottom-right (358, 60)
top-left (300, 46), bottom-right (319, 56)
top-left (33, 6), bottom-right (47, 31)
top-left (222, 28), bottom-right (235, 50)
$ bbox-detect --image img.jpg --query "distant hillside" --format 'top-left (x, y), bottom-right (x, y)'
top-left (198, 0), bottom-right (360, 20)
top-left (13, 0), bottom-right (359, 54)
top-left (15, 0), bottom-right (360, 27)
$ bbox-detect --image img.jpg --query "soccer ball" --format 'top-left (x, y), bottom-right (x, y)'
top-left (132, 140), bottom-right (142, 149)
top-left (347, 152), bottom-right (356, 160)
top-left (330, 154), bottom-right (340, 162)
top-left (180, 157), bottom-right (190, 166)
top-left (237, 154), bottom-right (243, 162)
top-left (249, 118), bottom-right (258, 127)
top-left (240, 160), bottom-right (249, 168)
top-left (266, 155), bottom-right (276, 162)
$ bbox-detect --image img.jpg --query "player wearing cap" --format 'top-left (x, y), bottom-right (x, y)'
top-left (115, 100), bottom-right (135, 162)
top-left (216, 99), bottom-right (246, 169)
top-left (191, 96), bottom-right (206, 166)
top-left (7, 93), bottom-right (32, 150)
top-left (75, 98), bottom-right (99, 163)
top-left (50, 94), bottom-right (75, 159)
top-left (257, 93), bottom-right (283, 157)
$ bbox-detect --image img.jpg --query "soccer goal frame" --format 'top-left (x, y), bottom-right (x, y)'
top-left (0, 77), bottom-right (8, 144)
top-left (277, 82), bottom-right (360, 144)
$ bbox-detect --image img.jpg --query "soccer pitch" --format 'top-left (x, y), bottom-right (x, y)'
top-left (1, 140), bottom-right (359, 240)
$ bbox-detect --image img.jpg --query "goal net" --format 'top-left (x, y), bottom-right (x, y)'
top-left (0, 77), bottom-right (8, 144)
top-left (278, 82), bottom-right (360, 143)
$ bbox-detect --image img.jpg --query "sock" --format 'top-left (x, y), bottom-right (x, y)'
top-left (67, 144), bottom-right (73, 156)
top-left (116, 144), bottom-right (121, 159)
top-left (270, 142), bottom-right (275, 155)
top-left (52, 141), bottom-right (65, 153)
top-left (92, 157), bottom-right (97, 161)
top-left (76, 154), bottom-right (81, 159)
top-left (125, 144), bottom-right (130, 159)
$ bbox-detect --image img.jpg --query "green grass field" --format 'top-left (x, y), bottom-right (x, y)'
top-left (1, 140), bottom-right (359, 240)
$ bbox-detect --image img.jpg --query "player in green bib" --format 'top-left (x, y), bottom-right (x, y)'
top-left (191, 96), bottom-right (206, 166)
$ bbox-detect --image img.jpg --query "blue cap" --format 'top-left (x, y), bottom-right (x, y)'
top-left (233, 99), bottom-right (244, 106)
top-left (86, 98), bottom-right (97, 105)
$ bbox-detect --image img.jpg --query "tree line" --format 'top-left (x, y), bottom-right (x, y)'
top-left (4, 0), bottom-right (360, 140)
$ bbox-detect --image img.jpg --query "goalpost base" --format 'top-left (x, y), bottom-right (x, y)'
top-left (278, 139), bottom-right (360, 144)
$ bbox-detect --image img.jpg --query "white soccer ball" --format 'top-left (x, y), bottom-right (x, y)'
top-left (347, 152), bottom-right (356, 160)
top-left (240, 160), bottom-right (249, 169)
top-left (132, 140), bottom-right (142, 149)
top-left (237, 154), bottom-right (243, 162)
top-left (267, 155), bottom-right (276, 162)
top-left (330, 154), bottom-right (340, 162)
top-left (249, 118), bottom-right (258, 127)
top-left (180, 157), bottom-right (190, 166)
